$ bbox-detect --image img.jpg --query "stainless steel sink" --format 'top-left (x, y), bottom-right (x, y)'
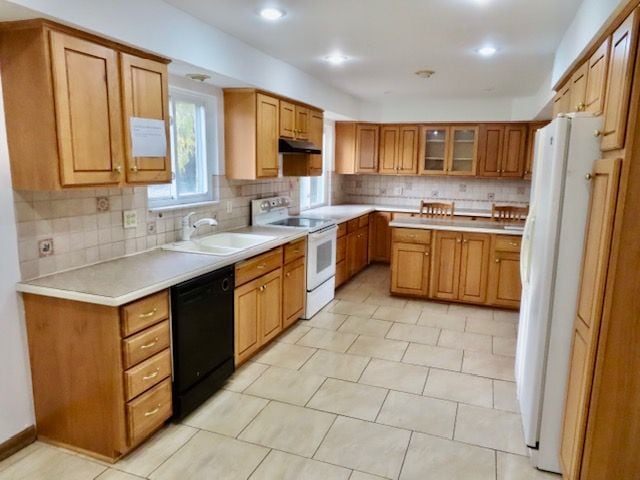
top-left (162, 232), bottom-right (277, 256)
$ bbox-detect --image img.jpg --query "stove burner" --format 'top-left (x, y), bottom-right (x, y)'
top-left (269, 217), bottom-right (329, 228)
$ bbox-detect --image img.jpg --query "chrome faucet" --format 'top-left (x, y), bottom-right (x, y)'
top-left (181, 212), bottom-right (218, 241)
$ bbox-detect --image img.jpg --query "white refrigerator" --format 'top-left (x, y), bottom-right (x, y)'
top-left (515, 114), bottom-right (602, 474)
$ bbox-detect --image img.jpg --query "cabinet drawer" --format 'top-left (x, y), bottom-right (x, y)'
top-left (121, 290), bottom-right (169, 337)
top-left (284, 238), bottom-right (306, 264)
top-left (358, 214), bottom-right (369, 228)
top-left (122, 321), bottom-right (170, 369)
top-left (127, 378), bottom-right (172, 445)
top-left (336, 236), bottom-right (346, 263)
top-left (347, 218), bottom-right (360, 233)
top-left (494, 235), bottom-right (521, 253)
top-left (337, 222), bottom-right (347, 238)
top-left (392, 228), bottom-right (431, 244)
top-left (235, 247), bottom-right (283, 286)
top-left (124, 349), bottom-right (171, 401)
top-left (336, 260), bottom-right (348, 288)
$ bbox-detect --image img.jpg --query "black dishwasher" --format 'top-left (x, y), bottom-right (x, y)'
top-left (171, 265), bottom-right (234, 419)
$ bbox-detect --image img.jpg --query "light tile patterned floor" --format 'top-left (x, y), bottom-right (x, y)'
top-left (0, 264), bottom-right (560, 480)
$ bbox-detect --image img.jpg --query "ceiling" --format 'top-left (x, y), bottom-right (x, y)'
top-left (163, 0), bottom-right (583, 102)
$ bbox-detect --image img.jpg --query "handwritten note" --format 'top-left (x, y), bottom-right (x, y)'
top-left (130, 117), bottom-right (167, 157)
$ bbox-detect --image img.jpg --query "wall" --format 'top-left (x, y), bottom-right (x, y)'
top-left (332, 174), bottom-right (530, 211)
top-left (0, 76), bottom-right (34, 444)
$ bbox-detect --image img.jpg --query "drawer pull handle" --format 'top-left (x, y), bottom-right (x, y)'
top-left (143, 369), bottom-right (160, 381)
top-left (495, 259), bottom-right (501, 263)
top-left (138, 308), bottom-right (158, 319)
top-left (257, 264), bottom-right (266, 269)
top-left (510, 242), bottom-right (518, 246)
top-left (140, 338), bottom-right (159, 350)
top-left (144, 405), bottom-right (161, 417)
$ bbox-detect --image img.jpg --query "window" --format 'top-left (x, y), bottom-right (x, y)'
top-left (148, 89), bottom-right (218, 208)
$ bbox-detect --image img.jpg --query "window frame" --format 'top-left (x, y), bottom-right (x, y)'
top-left (147, 87), bottom-right (219, 209)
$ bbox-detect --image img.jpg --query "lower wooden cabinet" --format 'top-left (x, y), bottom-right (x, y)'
top-left (391, 241), bottom-right (430, 296)
top-left (22, 289), bottom-right (172, 461)
top-left (488, 236), bottom-right (522, 308)
top-left (430, 231), bottom-right (463, 300)
top-left (283, 256), bottom-right (306, 328)
top-left (369, 211), bottom-right (392, 262)
top-left (458, 233), bottom-right (491, 303)
top-left (341, 215), bottom-right (371, 282)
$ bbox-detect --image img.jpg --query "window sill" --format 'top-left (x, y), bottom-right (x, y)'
top-left (148, 200), bottom-right (219, 213)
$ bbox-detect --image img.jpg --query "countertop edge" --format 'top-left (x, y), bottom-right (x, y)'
top-left (388, 220), bottom-right (524, 236)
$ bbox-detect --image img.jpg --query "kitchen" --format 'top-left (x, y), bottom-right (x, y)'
top-left (0, 1), bottom-right (639, 479)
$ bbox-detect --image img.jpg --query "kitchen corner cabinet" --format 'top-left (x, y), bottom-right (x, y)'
top-left (22, 290), bottom-right (172, 461)
top-left (0, 20), bottom-right (171, 190)
top-left (282, 109), bottom-right (324, 177)
top-left (478, 124), bottom-right (527, 178)
top-left (379, 125), bottom-right (419, 175)
top-left (369, 211), bottom-right (392, 262)
top-left (234, 248), bottom-right (283, 365)
top-left (335, 123), bottom-right (380, 174)
top-left (225, 90), bottom-right (280, 180)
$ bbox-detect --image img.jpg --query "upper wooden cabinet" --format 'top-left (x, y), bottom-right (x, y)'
top-left (601, 9), bottom-right (639, 151)
top-left (282, 108), bottom-right (323, 177)
top-left (379, 125), bottom-right (419, 175)
top-left (449, 126), bottom-right (479, 176)
top-left (418, 125), bottom-right (478, 176)
top-left (335, 123), bottom-right (380, 174)
top-left (478, 124), bottom-right (526, 178)
top-left (585, 37), bottom-right (611, 115)
top-left (0, 20), bottom-right (171, 190)
top-left (279, 101), bottom-right (310, 140)
top-left (569, 61), bottom-right (589, 113)
top-left (524, 122), bottom-right (549, 179)
top-left (553, 82), bottom-right (572, 117)
top-left (418, 126), bottom-right (450, 175)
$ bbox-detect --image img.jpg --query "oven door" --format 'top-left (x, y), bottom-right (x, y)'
top-left (306, 225), bottom-right (337, 291)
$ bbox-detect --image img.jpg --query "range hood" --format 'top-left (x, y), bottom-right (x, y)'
top-left (279, 138), bottom-right (321, 155)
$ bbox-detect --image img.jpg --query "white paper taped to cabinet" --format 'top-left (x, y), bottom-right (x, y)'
top-left (130, 117), bottom-right (167, 157)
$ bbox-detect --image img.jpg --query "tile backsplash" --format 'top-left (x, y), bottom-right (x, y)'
top-left (332, 174), bottom-right (530, 211)
top-left (13, 176), bottom-right (299, 280)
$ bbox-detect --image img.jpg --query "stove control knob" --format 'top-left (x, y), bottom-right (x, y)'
top-left (283, 198), bottom-right (290, 206)
top-left (261, 201), bottom-right (270, 211)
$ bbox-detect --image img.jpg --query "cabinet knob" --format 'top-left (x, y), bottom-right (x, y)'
top-left (130, 164), bottom-right (139, 173)
top-left (463, 239), bottom-right (468, 244)
top-left (585, 173), bottom-right (593, 181)
top-left (577, 102), bottom-right (586, 112)
top-left (594, 130), bottom-right (602, 137)
top-left (113, 165), bottom-right (122, 174)
top-left (285, 272), bottom-right (291, 278)
top-left (456, 238), bottom-right (462, 243)
top-left (424, 252), bottom-right (430, 257)
top-left (495, 258), bottom-right (501, 263)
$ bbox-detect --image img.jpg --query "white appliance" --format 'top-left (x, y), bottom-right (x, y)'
top-left (516, 114), bottom-right (603, 473)
top-left (251, 196), bottom-right (337, 319)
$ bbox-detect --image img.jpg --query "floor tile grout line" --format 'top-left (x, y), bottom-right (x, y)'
top-left (310, 413), bottom-right (340, 460)
top-left (373, 388), bottom-right (392, 423)
top-left (452, 402), bottom-right (460, 441)
top-left (245, 447), bottom-right (273, 479)
top-left (145, 424), bottom-right (200, 478)
top-left (396, 429), bottom-right (414, 480)
top-left (234, 398), bottom-right (272, 440)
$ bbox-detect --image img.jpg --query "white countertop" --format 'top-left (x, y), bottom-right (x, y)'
top-left (17, 226), bottom-right (307, 307)
top-left (389, 215), bottom-right (524, 236)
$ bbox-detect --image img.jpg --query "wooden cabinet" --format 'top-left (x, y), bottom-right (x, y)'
top-left (283, 238), bottom-right (306, 328)
top-left (585, 38), bottom-right (610, 115)
top-left (379, 125), bottom-right (419, 175)
top-left (369, 212), bottom-right (392, 262)
top-left (478, 124), bottom-right (526, 178)
top-left (280, 101), bottom-right (310, 140)
top-left (336, 223), bottom-right (348, 288)
top-left (418, 126), bottom-right (477, 176)
top-left (524, 122), bottom-right (549, 179)
top-left (418, 126), bottom-right (449, 175)
top-left (553, 82), bottom-right (572, 117)
top-left (390, 228), bottom-right (431, 296)
top-left (335, 123), bottom-right (380, 174)
top-left (0, 20), bottom-right (171, 190)
top-left (569, 61), bottom-right (589, 113)
top-left (601, 9), bottom-right (639, 151)
top-left (22, 290), bottom-right (172, 461)
top-left (560, 158), bottom-right (622, 479)
top-left (430, 231), bottom-right (490, 303)
top-left (234, 247), bottom-right (284, 365)
top-left (449, 126), bottom-right (479, 176)
top-left (347, 226), bottom-right (369, 276)
top-left (295, 105), bottom-right (310, 139)
top-left (488, 235), bottom-right (522, 308)
top-left (282, 108), bottom-right (324, 177)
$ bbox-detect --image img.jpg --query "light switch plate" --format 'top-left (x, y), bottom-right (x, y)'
top-left (226, 201), bottom-right (233, 214)
top-left (123, 210), bottom-right (138, 229)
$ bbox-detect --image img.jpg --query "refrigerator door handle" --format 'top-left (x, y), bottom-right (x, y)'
top-left (521, 209), bottom-right (535, 286)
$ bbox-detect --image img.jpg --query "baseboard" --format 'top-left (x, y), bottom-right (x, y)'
top-left (0, 426), bottom-right (36, 462)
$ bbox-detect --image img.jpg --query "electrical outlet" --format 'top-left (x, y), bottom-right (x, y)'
top-left (147, 221), bottom-right (157, 234)
top-left (38, 238), bottom-right (54, 257)
top-left (123, 210), bottom-right (138, 229)
top-left (226, 201), bottom-right (233, 214)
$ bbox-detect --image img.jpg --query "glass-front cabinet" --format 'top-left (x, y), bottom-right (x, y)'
top-left (418, 127), bottom-right (449, 175)
top-left (418, 125), bottom-right (478, 176)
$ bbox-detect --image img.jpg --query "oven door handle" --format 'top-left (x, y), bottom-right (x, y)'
top-left (308, 225), bottom-right (338, 241)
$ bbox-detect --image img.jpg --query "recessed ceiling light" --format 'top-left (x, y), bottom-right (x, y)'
top-left (186, 73), bottom-right (210, 82)
top-left (324, 54), bottom-right (349, 65)
top-left (415, 69), bottom-right (435, 78)
top-left (259, 7), bottom-right (285, 21)
top-left (477, 46), bottom-right (497, 57)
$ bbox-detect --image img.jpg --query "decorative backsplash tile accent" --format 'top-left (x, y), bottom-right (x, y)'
top-left (13, 175), bottom-right (300, 280)
top-left (331, 174), bottom-right (531, 211)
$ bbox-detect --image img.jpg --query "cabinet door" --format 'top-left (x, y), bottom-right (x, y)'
top-left (259, 268), bottom-right (283, 344)
top-left (379, 125), bottom-right (399, 175)
top-left (120, 53), bottom-right (171, 184)
top-left (569, 61), bottom-right (589, 113)
top-left (335, 123), bottom-right (357, 174)
top-left (234, 280), bottom-right (260, 365)
top-left (369, 212), bottom-right (392, 263)
top-left (283, 258), bottom-right (305, 328)
top-left (279, 100), bottom-right (295, 138)
top-left (502, 125), bottom-right (527, 177)
top-left (449, 126), bottom-right (478, 176)
top-left (478, 125), bottom-right (504, 177)
top-left (560, 158), bottom-right (621, 479)
top-left (488, 250), bottom-right (522, 308)
top-left (308, 110), bottom-right (324, 176)
top-left (295, 105), bottom-right (309, 139)
top-left (458, 233), bottom-right (490, 303)
top-left (335, 260), bottom-right (348, 288)
top-left (430, 231), bottom-right (462, 300)
top-left (391, 242), bottom-right (429, 296)
top-left (357, 226), bottom-right (370, 272)
top-left (419, 126), bottom-right (449, 175)
top-left (355, 124), bottom-right (379, 173)
top-left (397, 125), bottom-right (419, 175)
top-left (346, 231), bottom-right (359, 277)
top-left (601, 10), bottom-right (639, 151)
top-left (256, 93), bottom-right (280, 178)
top-left (585, 37), bottom-right (610, 115)
top-left (49, 31), bottom-right (123, 186)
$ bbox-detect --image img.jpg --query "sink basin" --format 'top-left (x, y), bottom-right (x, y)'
top-left (163, 232), bottom-right (277, 256)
